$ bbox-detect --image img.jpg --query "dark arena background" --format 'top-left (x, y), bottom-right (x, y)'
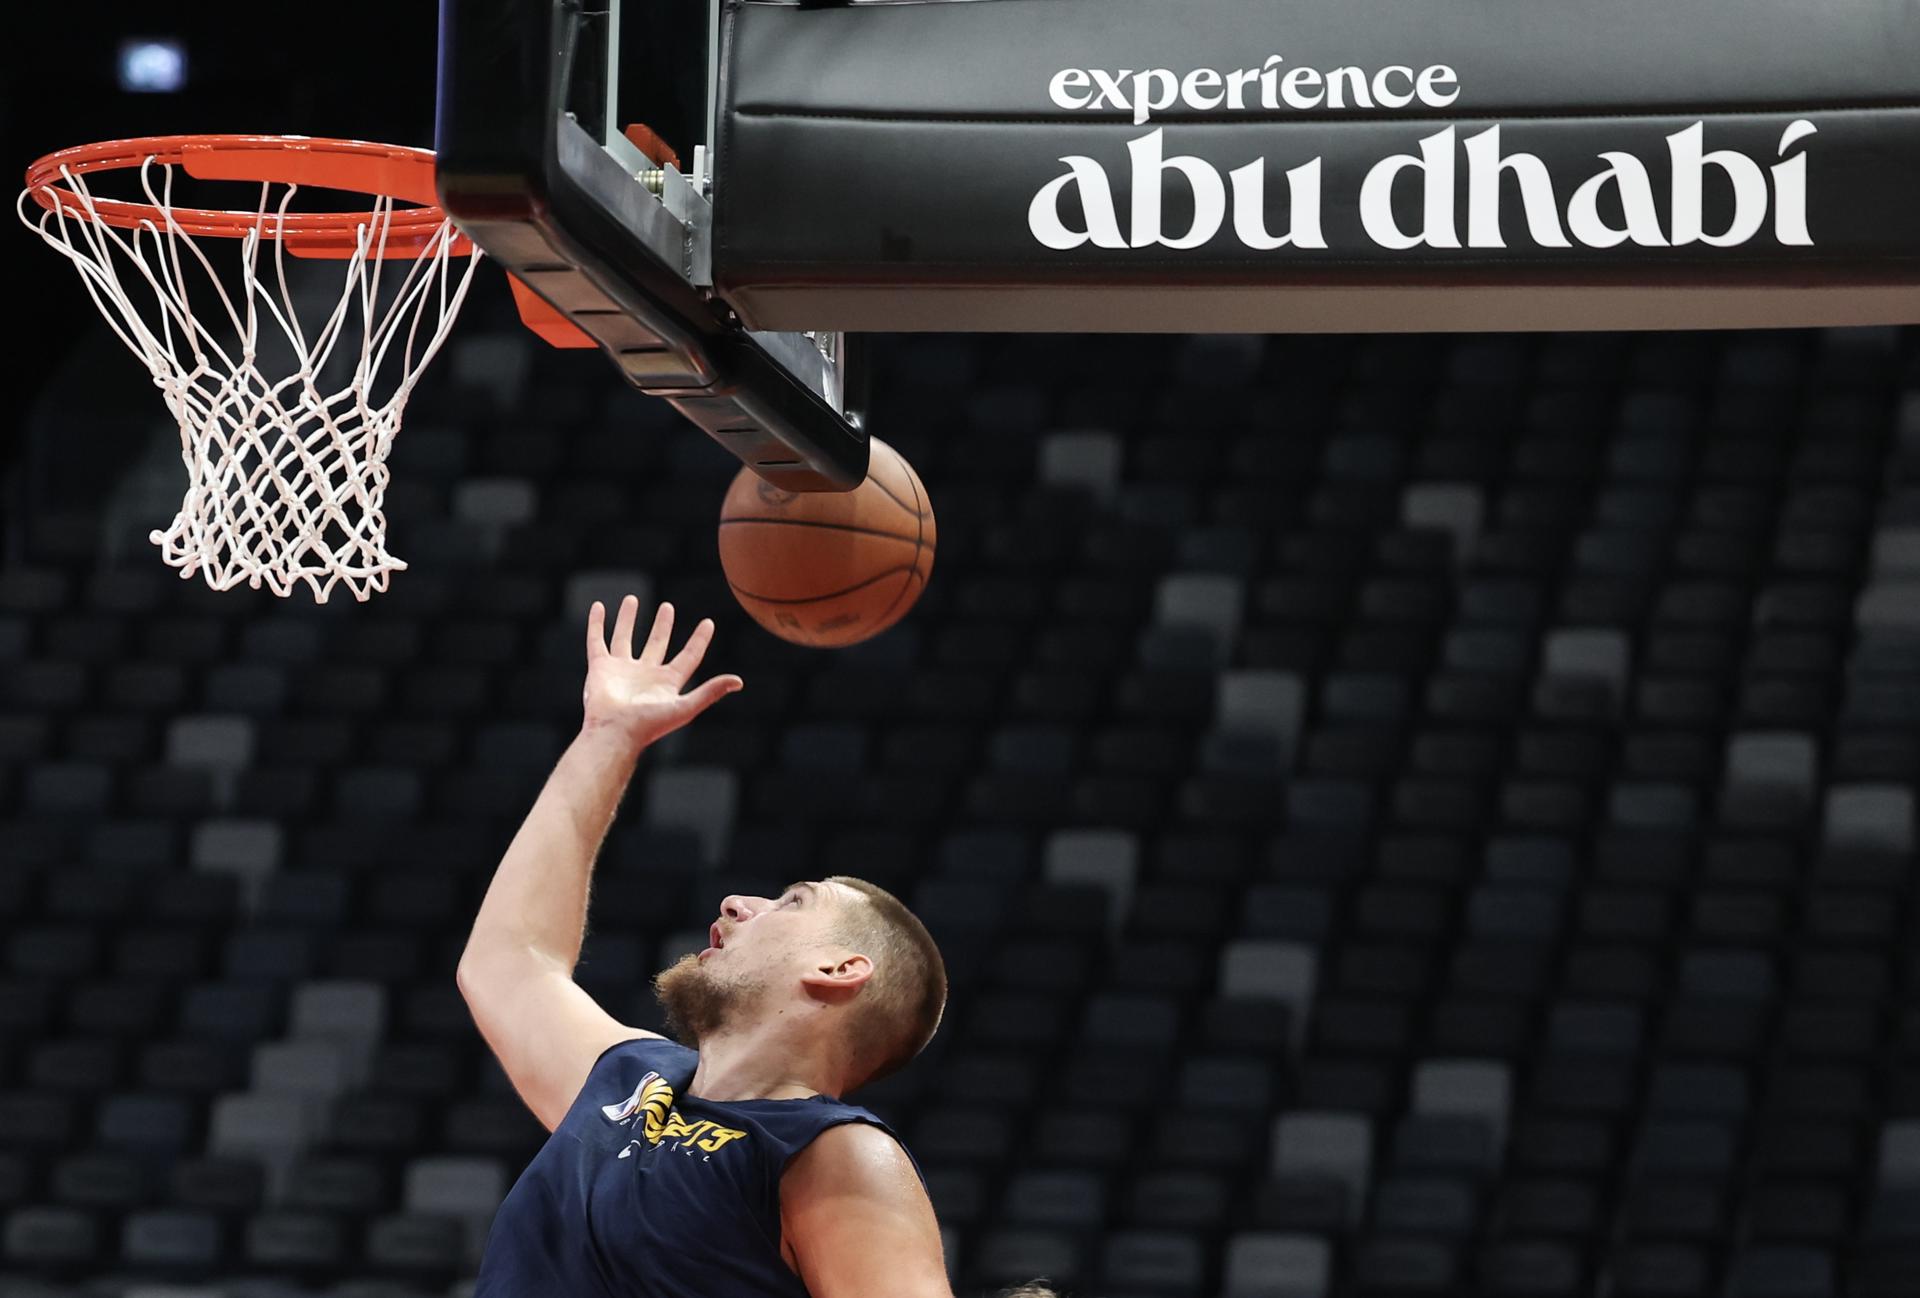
top-left (7, 3), bottom-right (1920, 1298)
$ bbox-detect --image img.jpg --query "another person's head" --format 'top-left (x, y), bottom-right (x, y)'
top-left (653, 876), bottom-right (946, 1093)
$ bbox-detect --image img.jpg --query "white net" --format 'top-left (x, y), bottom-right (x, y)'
top-left (18, 156), bottom-right (482, 602)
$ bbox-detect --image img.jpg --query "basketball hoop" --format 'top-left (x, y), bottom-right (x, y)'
top-left (19, 135), bottom-right (482, 602)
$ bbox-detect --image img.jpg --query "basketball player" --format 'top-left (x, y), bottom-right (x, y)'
top-left (459, 596), bottom-right (1056, 1297)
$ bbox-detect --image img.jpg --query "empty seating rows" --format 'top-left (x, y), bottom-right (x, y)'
top-left (4, 323), bottom-right (1920, 1294)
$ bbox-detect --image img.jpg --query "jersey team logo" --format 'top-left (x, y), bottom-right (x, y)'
top-left (603, 1072), bottom-right (749, 1158)
top-left (602, 1071), bottom-right (677, 1138)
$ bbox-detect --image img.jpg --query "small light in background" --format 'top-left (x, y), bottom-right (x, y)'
top-left (118, 39), bottom-right (187, 93)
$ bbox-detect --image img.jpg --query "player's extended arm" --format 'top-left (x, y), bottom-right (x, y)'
top-left (456, 597), bottom-right (743, 1131)
top-left (781, 1123), bottom-right (955, 1298)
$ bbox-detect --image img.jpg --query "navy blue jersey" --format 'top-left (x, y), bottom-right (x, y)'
top-left (474, 1036), bottom-right (915, 1297)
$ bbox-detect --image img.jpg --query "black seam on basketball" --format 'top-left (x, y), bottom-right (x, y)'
top-left (717, 518), bottom-right (922, 543)
top-left (727, 566), bottom-right (917, 605)
top-left (864, 444), bottom-right (928, 519)
top-left (871, 452), bottom-right (931, 628)
top-left (871, 566), bottom-right (925, 632)
top-left (905, 457), bottom-right (929, 557)
top-left (871, 541), bottom-right (924, 629)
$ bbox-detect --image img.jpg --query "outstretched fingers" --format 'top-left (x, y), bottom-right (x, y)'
top-left (610, 595), bottom-right (643, 659)
top-left (678, 673), bottom-right (745, 720)
top-left (639, 601), bottom-right (676, 666)
top-left (585, 600), bottom-right (608, 660)
top-left (666, 617), bottom-right (717, 682)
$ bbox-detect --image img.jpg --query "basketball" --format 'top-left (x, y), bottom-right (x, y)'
top-left (718, 437), bottom-right (936, 648)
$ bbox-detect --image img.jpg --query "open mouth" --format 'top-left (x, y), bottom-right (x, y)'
top-left (703, 921), bottom-right (727, 956)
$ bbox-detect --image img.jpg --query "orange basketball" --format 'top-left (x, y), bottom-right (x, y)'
top-left (718, 437), bottom-right (936, 648)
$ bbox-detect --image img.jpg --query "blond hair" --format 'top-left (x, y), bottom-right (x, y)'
top-left (823, 875), bottom-right (947, 1090)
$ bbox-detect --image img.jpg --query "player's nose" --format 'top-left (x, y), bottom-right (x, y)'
top-left (719, 894), bottom-right (761, 923)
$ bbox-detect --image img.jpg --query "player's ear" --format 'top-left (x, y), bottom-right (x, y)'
top-left (801, 953), bottom-right (872, 996)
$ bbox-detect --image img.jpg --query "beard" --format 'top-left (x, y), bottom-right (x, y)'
top-left (653, 953), bottom-right (765, 1047)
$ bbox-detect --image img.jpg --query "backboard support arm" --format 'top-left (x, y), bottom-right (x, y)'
top-left (435, 0), bottom-right (868, 491)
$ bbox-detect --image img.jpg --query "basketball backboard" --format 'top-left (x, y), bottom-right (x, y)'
top-left (435, 0), bottom-right (868, 493)
top-left (438, 0), bottom-right (1920, 498)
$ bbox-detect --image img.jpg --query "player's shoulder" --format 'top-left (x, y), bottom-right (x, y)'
top-left (588, 1030), bottom-right (685, 1074)
top-left (784, 1119), bottom-right (918, 1189)
top-left (568, 1033), bottom-right (693, 1119)
top-left (806, 1118), bottom-right (905, 1153)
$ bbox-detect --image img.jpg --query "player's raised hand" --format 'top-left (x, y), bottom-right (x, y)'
top-left (582, 597), bottom-right (743, 749)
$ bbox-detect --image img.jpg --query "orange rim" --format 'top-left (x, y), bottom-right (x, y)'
top-left (22, 134), bottom-right (472, 258)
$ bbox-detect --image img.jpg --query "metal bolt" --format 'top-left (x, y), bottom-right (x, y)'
top-left (641, 169), bottom-right (665, 194)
